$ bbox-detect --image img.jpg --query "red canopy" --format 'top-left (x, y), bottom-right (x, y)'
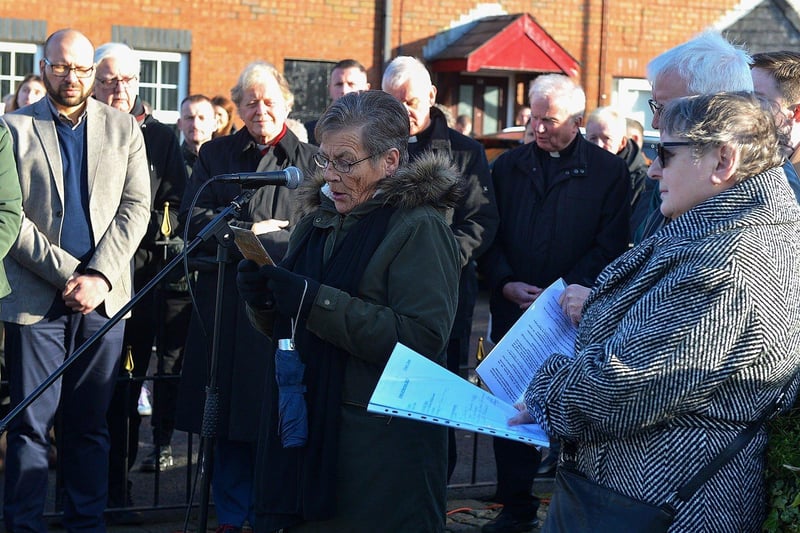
top-left (429, 13), bottom-right (579, 76)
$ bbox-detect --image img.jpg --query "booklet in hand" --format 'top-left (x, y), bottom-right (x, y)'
top-left (230, 226), bottom-right (274, 266)
top-left (368, 343), bottom-right (549, 446)
top-left (476, 279), bottom-right (577, 404)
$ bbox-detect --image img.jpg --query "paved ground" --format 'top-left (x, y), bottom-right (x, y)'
top-left (93, 430), bottom-right (554, 532)
top-left (95, 480), bottom-right (554, 532)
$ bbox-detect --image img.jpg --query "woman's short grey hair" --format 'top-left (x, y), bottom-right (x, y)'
top-left (659, 91), bottom-right (783, 181)
top-left (230, 61), bottom-right (294, 110)
top-left (528, 74), bottom-right (585, 122)
top-left (315, 90), bottom-right (410, 168)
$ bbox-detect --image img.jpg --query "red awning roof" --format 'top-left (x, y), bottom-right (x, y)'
top-left (429, 13), bottom-right (579, 77)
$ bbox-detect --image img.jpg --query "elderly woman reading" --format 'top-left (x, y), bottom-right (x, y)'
top-left (513, 92), bottom-right (800, 531)
top-left (237, 90), bottom-right (462, 532)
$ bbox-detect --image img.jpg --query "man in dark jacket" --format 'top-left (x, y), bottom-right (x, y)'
top-left (304, 59), bottom-right (370, 145)
top-left (178, 94), bottom-right (218, 179)
top-left (124, 94), bottom-right (217, 481)
top-left (382, 56), bottom-right (498, 481)
top-left (585, 105), bottom-right (653, 240)
top-left (478, 74), bottom-right (630, 533)
top-left (92, 42), bottom-right (188, 519)
top-left (635, 31), bottom-right (754, 243)
top-left (176, 61), bottom-right (316, 531)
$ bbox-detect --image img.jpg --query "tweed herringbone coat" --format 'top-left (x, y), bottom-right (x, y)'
top-left (527, 167), bottom-right (800, 532)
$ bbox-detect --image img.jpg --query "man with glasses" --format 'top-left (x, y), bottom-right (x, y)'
top-left (1, 29), bottom-right (150, 532)
top-left (381, 56), bottom-right (498, 482)
top-left (478, 74), bottom-right (630, 533)
top-left (560, 33), bottom-right (755, 348)
top-left (92, 41), bottom-right (187, 522)
top-left (561, 30), bottom-right (753, 323)
top-left (635, 31), bottom-right (753, 243)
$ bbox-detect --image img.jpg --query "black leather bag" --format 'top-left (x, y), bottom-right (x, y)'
top-left (543, 464), bottom-right (675, 533)
top-left (541, 384), bottom-right (791, 533)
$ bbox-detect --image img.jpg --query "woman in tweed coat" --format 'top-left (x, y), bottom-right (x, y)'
top-left (516, 92), bottom-right (800, 531)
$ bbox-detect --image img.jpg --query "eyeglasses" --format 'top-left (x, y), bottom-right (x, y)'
top-left (648, 98), bottom-right (664, 115)
top-left (96, 76), bottom-right (138, 88)
top-left (652, 141), bottom-right (695, 168)
top-left (313, 152), bottom-right (373, 174)
top-left (43, 58), bottom-right (94, 78)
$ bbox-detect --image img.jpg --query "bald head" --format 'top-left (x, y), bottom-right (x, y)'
top-left (40, 29), bottom-right (95, 119)
top-left (44, 29), bottom-right (94, 64)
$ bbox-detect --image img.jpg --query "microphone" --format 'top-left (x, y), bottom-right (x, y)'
top-left (213, 166), bottom-right (303, 189)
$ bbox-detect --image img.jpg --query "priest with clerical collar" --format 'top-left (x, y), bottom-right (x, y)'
top-left (475, 73), bottom-right (632, 533)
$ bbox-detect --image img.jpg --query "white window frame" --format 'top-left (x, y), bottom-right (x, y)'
top-left (135, 50), bottom-right (187, 124)
top-left (612, 77), bottom-right (656, 137)
top-left (0, 42), bottom-right (41, 106)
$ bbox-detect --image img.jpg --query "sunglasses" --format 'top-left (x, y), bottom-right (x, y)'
top-left (652, 141), bottom-right (695, 168)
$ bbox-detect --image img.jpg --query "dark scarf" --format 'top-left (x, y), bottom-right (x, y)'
top-left (130, 96), bottom-right (147, 124)
top-left (256, 204), bottom-right (396, 531)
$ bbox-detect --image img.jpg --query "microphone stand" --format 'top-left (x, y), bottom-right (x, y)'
top-left (0, 189), bottom-right (254, 528)
top-left (195, 212), bottom-right (234, 533)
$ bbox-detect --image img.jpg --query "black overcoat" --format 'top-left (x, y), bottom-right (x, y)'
top-left (174, 127), bottom-right (315, 439)
top-left (480, 135), bottom-right (631, 341)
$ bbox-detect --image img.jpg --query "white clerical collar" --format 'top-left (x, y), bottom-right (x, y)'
top-left (409, 135), bottom-right (418, 143)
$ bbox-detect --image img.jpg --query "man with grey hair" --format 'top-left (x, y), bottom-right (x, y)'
top-left (636, 31), bottom-right (753, 241)
top-left (585, 106), bottom-right (651, 237)
top-left (176, 61), bottom-right (316, 531)
top-left (559, 33), bottom-right (763, 341)
top-left (382, 56), bottom-right (498, 482)
top-left (646, 31), bottom-right (753, 129)
top-left (92, 41), bottom-right (187, 521)
top-left (478, 74), bottom-right (630, 532)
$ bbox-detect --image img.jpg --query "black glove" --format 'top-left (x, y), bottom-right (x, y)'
top-left (260, 264), bottom-right (320, 320)
top-left (236, 259), bottom-right (274, 310)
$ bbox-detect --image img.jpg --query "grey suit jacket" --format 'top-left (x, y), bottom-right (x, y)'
top-left (1, 97), bottom-right (151, 324)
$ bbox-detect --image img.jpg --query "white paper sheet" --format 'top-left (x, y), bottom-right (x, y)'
top-left (367, 343), bottom-right (549, 446)
top-left (476, 279), bottom-right (577, 404)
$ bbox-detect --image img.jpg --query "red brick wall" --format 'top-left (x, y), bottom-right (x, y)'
top-left (0, 0), bottom-right (745, 111)
top-left (385, 0), bottom-right (746, 107)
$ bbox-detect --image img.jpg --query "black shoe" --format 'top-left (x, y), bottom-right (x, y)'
top-left (106, 488), bottom-right (143, 526)
top-left (482, 508), bottom-right (539, 533)
top-left (215, 522), bottom-right (254, 533)
top-left (536, 453), bottom-right (558, 477)
top-left (105, 508), bottom-right (144, 526)
top-left (140, 444), bottom-right (173, 472)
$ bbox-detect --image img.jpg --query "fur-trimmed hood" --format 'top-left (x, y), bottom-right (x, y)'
top-left (296, 151), bottom-right (464, 217)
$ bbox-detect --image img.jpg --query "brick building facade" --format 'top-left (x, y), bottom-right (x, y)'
top-left (1, 0), bottom-right (797, 133)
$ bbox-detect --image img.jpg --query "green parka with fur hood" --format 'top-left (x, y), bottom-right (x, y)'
top-left (248, 150), bottom-right (462, 404)
top-left (247, 151), bottom-right (462, 532)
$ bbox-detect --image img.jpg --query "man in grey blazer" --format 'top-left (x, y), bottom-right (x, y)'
top-left (1, 29), bottom-right (150, 532)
